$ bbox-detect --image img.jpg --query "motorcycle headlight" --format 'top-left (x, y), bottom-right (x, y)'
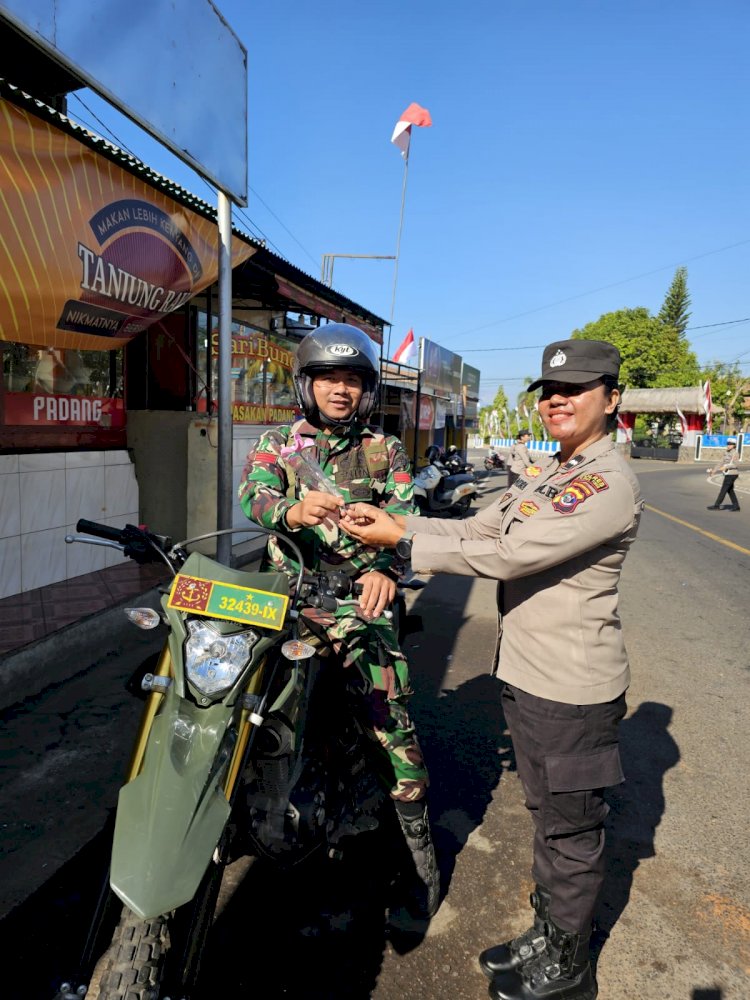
top-left (184, 620), bottom-right (258, 697)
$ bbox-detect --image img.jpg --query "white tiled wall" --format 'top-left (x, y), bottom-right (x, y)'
top-left (0, 451), bottom-right (140, 598)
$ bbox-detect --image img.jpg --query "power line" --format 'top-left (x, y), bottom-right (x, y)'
top-left (460, 316), bottom-right (750, 353)
top-left (437, 239), bottom-right (750, 344)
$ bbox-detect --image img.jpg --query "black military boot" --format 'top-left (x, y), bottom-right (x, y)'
top-left (479, 885), bottom-right (551, 979)
top-left (393, 799), bottom-right (440, 918)
top-left (489, 919), bottom-right (597, 1000)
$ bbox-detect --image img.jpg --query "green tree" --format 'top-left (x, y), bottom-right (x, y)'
top-left (478, 385), bottom-right (511, 439)
top-left (658, 266), bottom-right (691, 336)
top-left (571, 307), bottom-right (700, 388)
top-left (700, 360), bottom-right (748, 432)
top-left (516, 381), bottom-right (542, 438)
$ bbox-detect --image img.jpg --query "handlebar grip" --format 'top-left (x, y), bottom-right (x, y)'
top-left (76, 518), bottom-right (124, 542)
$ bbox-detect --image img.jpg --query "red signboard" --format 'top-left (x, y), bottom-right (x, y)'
top-left (4, 392), bottom-right (125, 428)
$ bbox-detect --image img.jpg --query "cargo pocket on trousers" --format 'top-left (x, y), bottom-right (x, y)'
top-left (543, 745), bottom-right (624, 837)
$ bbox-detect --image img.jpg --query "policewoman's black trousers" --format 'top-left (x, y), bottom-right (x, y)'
top-left (500, 683), bottom-right (627, 934)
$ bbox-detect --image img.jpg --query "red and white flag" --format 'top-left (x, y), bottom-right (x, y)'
top-left (390, 102), bottom-right (432, 159)
top-left (675, 402), bottom-right (689, 437)
top-left (703, 380), bottom-right (712, 432)
top-left (616, 413), bottom-right (633, 442)
top-left (392, 328), bottom-right (418, 365)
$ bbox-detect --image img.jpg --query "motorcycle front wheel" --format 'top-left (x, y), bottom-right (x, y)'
top-left (96, 859), bottom-right (223, 999)
top-left (97, 909), bottom-right (169, 1000)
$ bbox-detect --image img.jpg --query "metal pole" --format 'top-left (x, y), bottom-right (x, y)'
top-left (412, 369), bottom-right (421, 472)
top-left (388, 155), bottom-right (410, 362)
top-left (216, 191), bottom-right (233, 566)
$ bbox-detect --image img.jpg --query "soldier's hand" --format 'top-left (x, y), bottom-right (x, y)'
top-left (286, 491), bottom-right (344, 528)
top-left (357, 570), bottom-right (396, 619)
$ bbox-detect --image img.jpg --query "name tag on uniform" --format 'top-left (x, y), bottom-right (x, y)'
top-left (534, 484), bottom-right (559, 499)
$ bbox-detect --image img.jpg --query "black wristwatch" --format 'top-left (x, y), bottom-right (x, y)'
top-left (395, 530), bottom-right (415, 560)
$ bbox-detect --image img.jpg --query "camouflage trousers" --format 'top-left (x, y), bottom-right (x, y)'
top-left (299, 605), bottom-right (429, 803)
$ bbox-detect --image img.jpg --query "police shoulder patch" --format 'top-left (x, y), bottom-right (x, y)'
top-left (551, 474), bottom-right (609, 514)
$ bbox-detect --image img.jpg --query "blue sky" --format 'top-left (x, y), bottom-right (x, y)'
top-left (68, 0), bottom-right (750, 405)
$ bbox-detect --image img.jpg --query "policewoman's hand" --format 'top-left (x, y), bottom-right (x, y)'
top-left (356, 570), bottom-right (397, 619)
top-left (286, 490), bottom-right (344, 528)
top-left (340, 504), bottom-right (405, 547)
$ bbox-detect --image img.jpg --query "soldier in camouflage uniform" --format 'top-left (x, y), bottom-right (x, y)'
top-left (237, 323), bottom-right (439, 918)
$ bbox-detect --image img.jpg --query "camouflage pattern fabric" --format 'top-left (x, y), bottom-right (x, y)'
top-left (238, 417), bottom-right (428, 802)
top-left (238, 417), bottom-right (415, 579)
top-left (300, 605), bottom-right (428, 802)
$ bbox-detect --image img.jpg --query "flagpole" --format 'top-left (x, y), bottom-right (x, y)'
top-left (387, 151), bottom-right (410, 361)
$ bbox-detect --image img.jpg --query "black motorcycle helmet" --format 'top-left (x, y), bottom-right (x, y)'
top-left (292, 323), bottom-right (381, 423)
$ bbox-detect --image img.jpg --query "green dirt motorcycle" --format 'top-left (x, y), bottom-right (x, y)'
top-left (54, 519), bottom-right (433, 1000)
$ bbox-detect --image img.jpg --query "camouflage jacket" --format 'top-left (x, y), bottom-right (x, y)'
top-left (238, 417), bottom-right (417, 580)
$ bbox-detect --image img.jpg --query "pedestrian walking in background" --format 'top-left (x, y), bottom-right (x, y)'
top-left (508, 429), bottom-right (532, 486)
top-left (340, 338), bottom-right (643, 1000)
top-left (707, 437), bottom-right (741, 511)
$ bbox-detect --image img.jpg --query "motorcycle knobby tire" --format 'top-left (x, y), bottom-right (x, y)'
top-left (97, 909), bottom-right (168, 1000)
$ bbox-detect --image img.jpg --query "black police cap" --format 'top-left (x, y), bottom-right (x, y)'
top-left (528, 339), bottom-right (621, 392)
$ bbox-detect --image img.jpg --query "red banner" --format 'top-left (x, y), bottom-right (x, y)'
top-left (4, 392), bottom-right (125, 427)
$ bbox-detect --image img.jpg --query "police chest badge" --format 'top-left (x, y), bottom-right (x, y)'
top-left (518, 500), bottom-right (540, 517)
top-left (525, 465), bottom-right (543, 478)
top-left (552, 473), bottom-right (608, 514)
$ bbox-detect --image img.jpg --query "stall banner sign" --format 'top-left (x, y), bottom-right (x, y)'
top-left (461, 363), bottom-right (481, 420)
top-left (0, 98), bottom-right (255, 351)
top-left (401, 393), bottom-right (435, 430)
top-left (434, 398), bottom-right (447, 429)
top-left (202, 326), bottom-right (299, 425)
top-left (420, 338), bottom-right (462, 397)
top-left (4, 392), bottom-right (125, 427)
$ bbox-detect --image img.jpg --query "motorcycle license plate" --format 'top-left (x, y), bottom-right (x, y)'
top-left (167, 574), bottom-right (289, 630)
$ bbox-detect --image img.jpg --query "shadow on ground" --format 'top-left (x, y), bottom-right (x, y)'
top-left (593, 701), bottom-right (680, 964)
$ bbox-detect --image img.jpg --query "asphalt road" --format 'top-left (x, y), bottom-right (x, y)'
top-left (1, 455), bottom-right (748, 999)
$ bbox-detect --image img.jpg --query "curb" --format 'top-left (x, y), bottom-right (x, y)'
top-left (0, 587), bottom-right (164, 713)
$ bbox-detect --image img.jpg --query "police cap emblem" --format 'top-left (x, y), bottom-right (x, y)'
top-left (549, 349), bottom-right (567, 368)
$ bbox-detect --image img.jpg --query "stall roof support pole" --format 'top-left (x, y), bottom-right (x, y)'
top-left (216, 191), bottom-right (233, 566)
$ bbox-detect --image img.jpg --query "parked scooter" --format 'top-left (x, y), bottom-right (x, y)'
top-left (54, 519), bottom-right (436, 1000)
top-left (483, 450), bottom-right (506, 473)
top-left (413, 446), bottom-right (478, 517)
top-left (441, 445), bottom-right (474, 476)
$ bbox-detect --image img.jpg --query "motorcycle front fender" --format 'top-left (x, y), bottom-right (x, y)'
top-left (110, 690), bottom-right (234, 920)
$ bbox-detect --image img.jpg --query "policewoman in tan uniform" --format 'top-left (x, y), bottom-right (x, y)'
top-left (508, 429), bottom-right (532, 487)
top-left (341, 339), bottom-right (643, 1000)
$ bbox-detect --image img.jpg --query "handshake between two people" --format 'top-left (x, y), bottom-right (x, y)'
top-left (286, 492), bottom-right (407, 620)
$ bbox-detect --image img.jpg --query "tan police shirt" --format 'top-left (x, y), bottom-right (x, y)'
top-left (509, 441), bottom-right (532, 474)
top-left (405, 436), bottom-right (643, 705)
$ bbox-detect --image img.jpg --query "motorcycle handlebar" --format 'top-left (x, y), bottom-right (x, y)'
top-left (76, 518), bottom-right (126, 542)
